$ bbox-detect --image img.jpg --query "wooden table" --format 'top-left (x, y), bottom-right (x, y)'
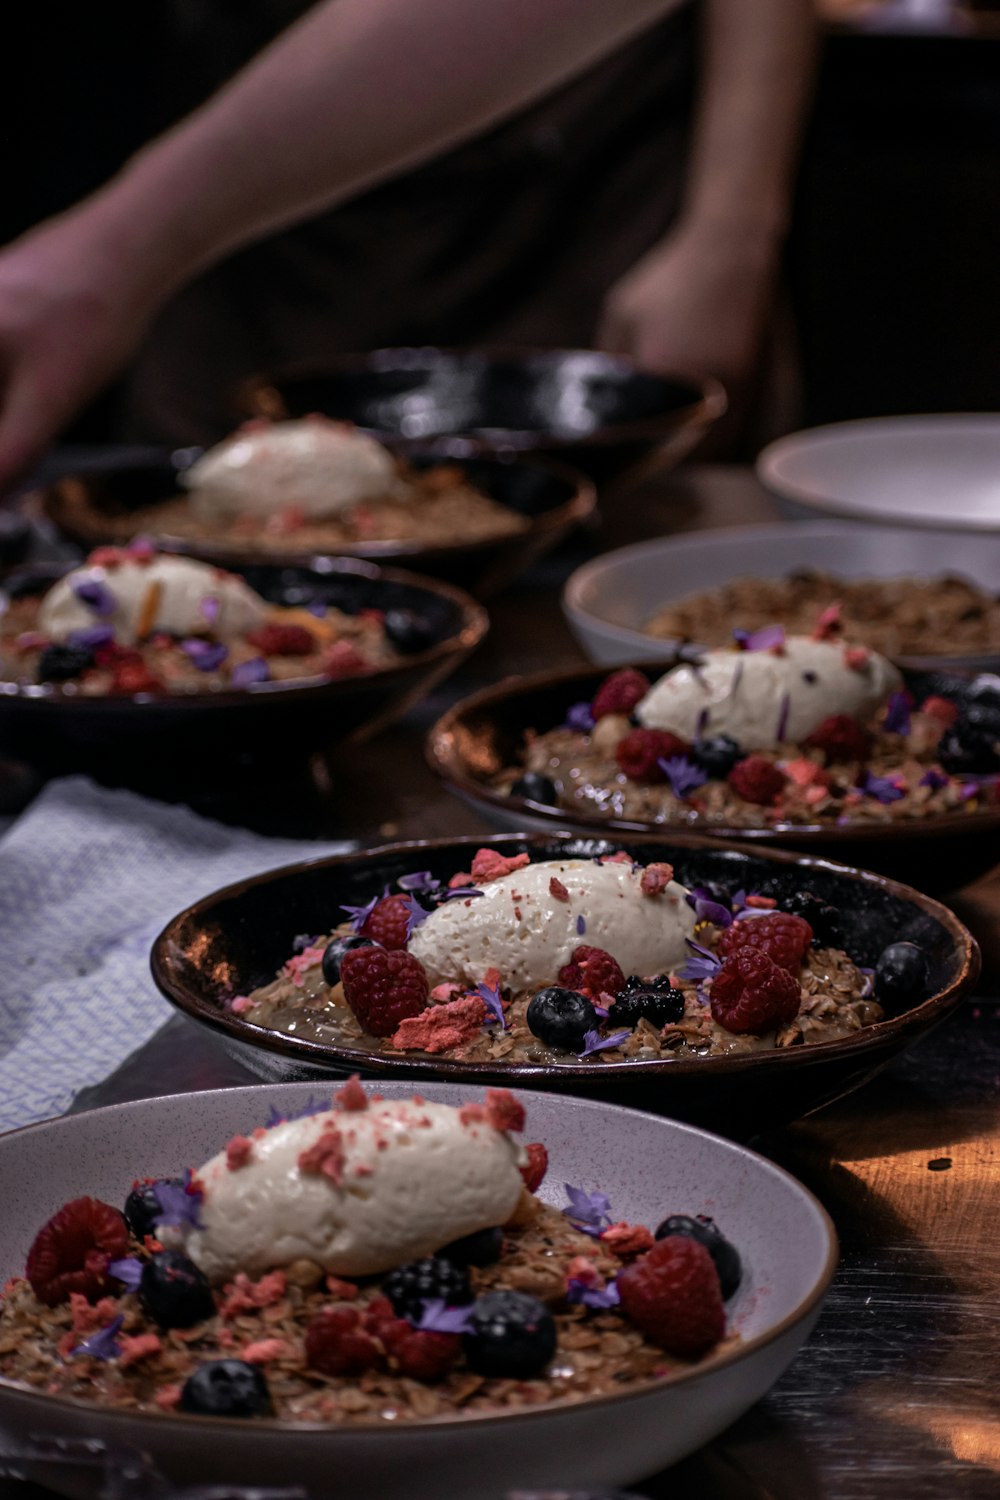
top-left (15, 462), bottom-right (1000, 1499)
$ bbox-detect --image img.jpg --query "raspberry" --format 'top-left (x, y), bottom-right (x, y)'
top-left (591, 668), bottom-right (651, 720)
top-left (556, 945), bottom-right (626, 999)
top-left (615, 728), bottom-right (691, 783)
top-left (921, 695), bottom-right (959, 729)
top-left (359, 895), bottom-right (411, 950)
top-left (616, 1235), bottom-right (725, 1358)
top-left (340, 948), bottom-right (429, 1037)
top-left (727, 756), bottom-right (787, 805)
top-left (388, 1327), bottom-right (461, 1381)
top-left (26, 1197), bottom-right (130, 1307)
top-left (717, 912), bottom-right (813, 973)
top-left (709, 949), bottom-right (802, 1034)
top-left (802, 714), bottom-right (873, 764)
top-left (247, 623), bottom-right (317, 657)
top-left (305, 1305), bottom-right (381, 1375)
top-left (520, 1142), bottom-right (549, 1193)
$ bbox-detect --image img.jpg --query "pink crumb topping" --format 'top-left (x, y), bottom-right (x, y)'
top-left (600, 1222), bottom-right (656, 1257)
top-left (225, 1135), bottom-right (254, 1171)
top-left (430, 982), bottom-right (462, 1002)
top-left (640, 862), bottom-right (674, 897)
top-left (230, 995), bottom-right (255, 1015)
top-left (744, 894), bottom-right (777, 909)
top-left (219, 1270), bottom-right (288, 1320)
top-left (243, 1338), bottom-right (291, 1365)
top-left (484, 1088), bottom-right (526, 1134)
top-left (566, 1255), bottom-right (599, 1285)
top-left (69, 1294), bottom-right (118, 1335)
top-left (118, 1333), bottom-right (163, 1368)
top-left (812, 602), bottom-right (843, 640)
top-left (549, 877), bottom-right (571, 902)
top-left (600, 851), bottom-right (634, 866)
top-left (298, 1126), bottom-right (346, 1185)
top-left (391, 995), bottom-right (488, 1054)
top-left (326, 1276), bottom-right (359, 1299)
top-left (333, 1074), bottom-right (368, 1111)
top-left (844, 645), bottom-right (870, 670)
top-left (470, 848), bottom-right (531, 883)
top-left (154, 1384), bottom-right (183, 1410)
top-left (459, 1102), bottom-right (489, 1126)
top-left (283, 947), bottom-right (326, 987)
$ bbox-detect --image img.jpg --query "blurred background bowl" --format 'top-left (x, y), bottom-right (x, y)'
top-left (35, 448), bottom-right (596, 599)
top-left (236, 347), bottom-right (726, 488)
top-left (562, 521), bottom-right (1000, 671)
top-left (757, 414), bottom-right (1000, 533)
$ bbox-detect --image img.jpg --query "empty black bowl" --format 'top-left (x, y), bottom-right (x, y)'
top-left (150, 832), bottom-right (978, 1139)
top-left (236, 347), bottom-right (726, 487)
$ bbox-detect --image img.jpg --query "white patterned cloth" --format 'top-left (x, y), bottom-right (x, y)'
top-left (0, 777), bottom-right (352, 1132)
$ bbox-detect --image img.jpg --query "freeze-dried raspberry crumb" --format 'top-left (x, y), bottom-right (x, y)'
top-left (600, 1222), bottom-right (656, 1258)
top-left (333, 1074), bottom-right (369, 1111)
top-left (485, 1088), bottom-right (526, 1133)
top-left (616, 728), bottom-right (690, 783)
top-left (471, 849), bottom-right (531, 883)
top-left (844, 645), bottom-right (870, 670)
top-left (341, 947), bottom-right (430, 1037)
top-left (359, 894), bottom-right (411, 950)
top-left (391, 996), bottom-right (487, 1054)
top-left (298, 1126), bottom-right (346, 1185)
top-left (326, 1277), bottom-right (359, 1300)
top-left (727, 756), bottom-right (787, 805)
top-left (519, 1142), bottom-right (549, 1192)
top-left (811, 602), bottom-right (843, 640)
top-left (802, 714), bottom-right (872, 764)
top-left (616, 1235), bottom-right (725, 1357)
top-left (26, 1198), bottom-right (129, 1307)
top-left (243, 1338), bottom-right (292, 1365)
top-left (459, 1103), bottom-right (488, 1126)
top-left (225, 1135), bottom-right (254, 1171)
top-left (118, 1333), bottom-right (163, 1369)
top-left (306, 1306), bottom-right (382, 1376)
top-left (549, 876), bottom-right (571, 902)
top-left (69, 1293), bottom-right (118, 1335)
top-left (323, 640), bottom-right (368, 676)
top-left (640, 862), bottom-right (675, 897)
top-left (557, 945), bottom-right (625, 1000)
top-left (591, 668), bottom-right (651, 720)
top-left (718, 912), bottom-right (813, 973)
top-left (154, 1384), bottom-right (183, 1410)
top-left (709, 949), bottom-right (802, 1034)
top-left (922, 695), bottom-right (959, 728)
top-left (247, 623), bottom-right (316, 657)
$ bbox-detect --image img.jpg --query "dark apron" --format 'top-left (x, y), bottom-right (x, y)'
top-left (120, 1), bottom-right (698, 444)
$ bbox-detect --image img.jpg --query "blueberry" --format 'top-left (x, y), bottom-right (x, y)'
top-left (526, 987), bottom-right (597, 1052)
top-left (874, 941), bottom-right (928, 1005)
top-left (384, 608), bottom-right (437, 654)
top-left (781, 891), bottom-right (845, 949)
top-left (510, 772), bottom-right (558, 806)
top-left (692, 734), bottom-right (743, 779)
top-left (123, 1178), bottom-right (182, 1241)
top-left (321, 933), bottom-right (375, 987)
top-left (37, 643), bottom-right (94, 683)
top-left (179, 1359), bottom-right (272, 1417)
top-left (654, 1214), bottom-right (742, 1300)
top-left (463, 1290), bottom-right (556, 1378)
top-left (439, 1226), bottom-right (504, 1267)
top-left (938, 721), bottom-right (1000, 775)
top-left (609, 975), bottom-right (685, 1029)
top-left (383, 1255), bottom-right (472, 1320)
top-left (139, 1251), bottom-right (215, 1329)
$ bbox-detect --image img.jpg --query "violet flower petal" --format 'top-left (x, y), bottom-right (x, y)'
top-left (884, 690), bottom-right (913, 736)
top-left (685, 888), bottom-right (733, 929)
top-left (677, 938), bottom-right (722, 982)
top-left (152, 1169), bottom-right (204, 1231)
top-left (74, 1315), bottom-right (124, 1361)
top-left (71, 577), bottom-right (117, 618)
top-left (230, 656), bottom-right (270, 687)
top-left (858, 770), bottom-right (906, 805)
top-left (659, 755), bottom-right (709, 800)
top-left (919, 768), bottom-right (949, 791)
top-left (181, 638), bottom-right (228, 673)
top-left (341, 887), bottom-right (389, 933)
top-left (476, 980), bottom-right (508, 1030)
top-left (108, 1257), bottom-right (144, 1292)
top-left (415, 1299), bottom-right (477, 1334)
top-left (438, 886), bottom-right (484, 903)
top-left (562, 1183), bottom-right (613, 1231)
top-left (566, 1277), bottom-right (621, 1310)
top-left (577, 1028), bottom-right (631, 1058)
top-left (265, 1093), bottom-right (330, 1128)
top-left (402, 895), bottom-right (431, 939)
top-left (734, 624), bottom-right (785, 653)
top-left (67, 623), bottom-right (115, 650)
top-left (565, 700), bottom-right (596, 733)
top-left (397, 871), bottom-right (441, 895)
top-left (576, 914), bottom-right (587, 935)
top-left (199, 595), bottom-right (221, 626)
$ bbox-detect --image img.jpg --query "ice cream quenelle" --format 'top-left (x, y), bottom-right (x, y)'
top-left (37, 551), bottom-right (269, 647)
top-left (180, 1091), bottom-right (527, 1283)
top-left (408, 857), bottom-right (696, 993)
top-left (635, 636), bottom-right (903, 751)
top-left (182, 416), bottom-right (404, 522)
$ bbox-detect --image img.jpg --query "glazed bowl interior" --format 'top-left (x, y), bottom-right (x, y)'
top-left (35, 447), bottom-right (595, 598)
top-left (0, 1080), bottom-right (835, 1498)
top-left (151, 832), bottom-right (978, 1135)
top-left (236, 347), bottom-right (726, 486)
top-left (425, 660), bottom-right (1000, 893)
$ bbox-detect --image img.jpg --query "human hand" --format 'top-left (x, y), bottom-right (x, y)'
top-left (595, 221), bottom-right (780, 394)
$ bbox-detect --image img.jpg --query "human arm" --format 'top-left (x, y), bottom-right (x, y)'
top-left (0, 0), bottom-right (685, 489)
top-left (596, 0), bottom-right (818, 390)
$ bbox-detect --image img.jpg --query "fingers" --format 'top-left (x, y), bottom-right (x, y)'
top-left (0, 365), bottom-right (54, 497)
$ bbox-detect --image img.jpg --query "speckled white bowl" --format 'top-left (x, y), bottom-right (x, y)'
top-left (0, 1082), bottom-right (835, 1499)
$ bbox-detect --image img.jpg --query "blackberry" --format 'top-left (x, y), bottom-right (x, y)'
top-left (383, 1255), bottom-right (472, 1321)
top-left (37, 643), bottom-right (95, 683)
top-left (463, 1290), bottom-right (557, 1378)
top-left (384, 608), bottom-right (437, 654)
top-left (321, 933), bottom-right (375, 987)
top-left (608, 975), bottom-right (685, 1029)
top-left (692, 734), bottom-right (743, 779)
top-left (510, 771), bottom-right (557, 806)
top-left (526, 987), bottom-right (597, 1052)
top-left (874, 942), bottom-right (928, 1005)
top-left (123, 1177), bottom-right (182, 1241)
top-left (938, 721), bottom-right (1000, 775)
top-left (138, 1251), bottom-right (215, 1330)
top-left (654, 1213), bottom-right (742, 1300)
top-left (781, 890), bottom-right (845, 949)
top-left (440, 1226), bottom-right (504, 1267)
top-left (179, 1359), bottom-right (272, 1417)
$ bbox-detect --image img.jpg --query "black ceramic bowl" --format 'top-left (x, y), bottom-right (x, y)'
top-left (425, 660), bottom-right (1000, 895)
top-left (35, 447), bottom-right (596, 599)
top-left (0, 558), bottom-right (486, 778)
top-left (151, 833), bottom-right (978, 1139)
top-left (236, 348), bottom-right (727, 488)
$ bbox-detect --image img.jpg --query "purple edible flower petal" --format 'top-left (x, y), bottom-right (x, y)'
top-left (576, 914), bottom-right (586, 935)
top-left (415, 1299), bottom-right (477, 1335)
top-left (438, 885), bottom-right (484, 903)
top-left (181, 638), bottom-right (229, 672)
top-left (776, 692), bottom-right (791, 743)
top-left (476, 979), bottom-right (508, 1031)
top-left (562, 1183), bottom-right (613, 1235)
top-left (74, 1315), bottom-right (124, 1362)
top-left (230, 656), bottom-right (270, 686)
top-left (264, 1093), bottom-right (330, 1129)
top-left (71, 576), bottom-right (117, 618)
top-left (592, 1003), bottom-right (610, 1018)
top-left (566, 1277), bottom-right (621, 1310)
top-left (153, 1168), bottom-right (204, 1231)
top-left (292, 932), bottom-right (322, 953)
top-left (577, 1028), bottom-right (631, 1058)
top-left (565, 700), bottom-right (596, 733)
top-left (733, 624), bottom-right (785, 653)
top-left (919, 768), bottom-right (949, 791)
top-left (67, 623), bottom-right (116, 650)
top-left (678, 938), bottom-right (722, 982)
top-left (402, 895), bottom-right (431, 939)
top-left (659, 755), bottom-right (709, 800)
top-left (858, 769), bottom-right (906, 805)
top-left (306, 600), bottom-right (328, 618)
top-left (685, 888), bottom-right (733, 929)
top-left (884, 690), bottom-right (913, 736)
top-left (199, 595), bottom-right (221, 625)
top-left (397, 871), bottom-right (441, 895)
top-left (108, 1257), bottom-right (144, 1292)
top-left (341, 887), bottom-right (389, 933)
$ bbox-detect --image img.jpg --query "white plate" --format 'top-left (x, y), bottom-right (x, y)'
top-left (757, 414), bottom-right (1000, 532)
top-left (0, 1081), bottom-right (835, 1499)
top-left (561, 520), bottom-right (1000, 670)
